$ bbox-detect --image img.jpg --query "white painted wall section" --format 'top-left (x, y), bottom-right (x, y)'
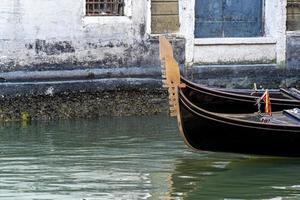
top-left (0, 0), bottom-right (149, 69)
top-left (194, 44), bottom-right (276, 64)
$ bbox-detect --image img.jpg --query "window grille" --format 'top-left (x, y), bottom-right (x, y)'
top-left (86, 0), bottom-right (124, 16)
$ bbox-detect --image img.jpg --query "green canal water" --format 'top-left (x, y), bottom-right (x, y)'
top-left (1, 114), bottom-right (300, 200)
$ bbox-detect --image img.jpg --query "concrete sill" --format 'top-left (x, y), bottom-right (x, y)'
top-left (83, 16), bottom-right (132, 25)
top-left (194, 37), bottom-right (277, 46)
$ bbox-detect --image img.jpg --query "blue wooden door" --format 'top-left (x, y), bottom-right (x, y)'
top-left (195, 0), bottom-right (263, 38)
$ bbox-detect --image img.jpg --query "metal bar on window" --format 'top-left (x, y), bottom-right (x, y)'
top-left (86, 0), bottom-right (124, 16)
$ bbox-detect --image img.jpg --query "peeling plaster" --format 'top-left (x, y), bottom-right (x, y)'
top-left (0, 0), bottom-right (157, 71)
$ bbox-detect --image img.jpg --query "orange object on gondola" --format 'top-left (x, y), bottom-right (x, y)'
top-left (260, 89), bottom-right (272, 116)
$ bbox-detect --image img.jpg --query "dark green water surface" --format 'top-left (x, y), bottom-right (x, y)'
top-left (1, 114), bottom-right (300, 200)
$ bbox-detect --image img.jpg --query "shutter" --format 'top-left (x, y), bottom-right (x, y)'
top-left (195, 0), bottom-right (223, 38)
top-left (195, 0), bottom-right (263, 38)
top-left (223, 0), bottom-right (263, 37)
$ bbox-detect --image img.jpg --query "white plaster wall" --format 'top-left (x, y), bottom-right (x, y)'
top-left (179, 0), bottom-right (195, 65)
top-left (194, 44), bottom-right (276, 64)
top-left (0, 0), bottom-right (149, 69)
top-left (179, 0), bottom-right (287, 65)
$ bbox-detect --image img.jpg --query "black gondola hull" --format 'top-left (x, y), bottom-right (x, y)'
top-left (179, 90), bottom-right (300, 157)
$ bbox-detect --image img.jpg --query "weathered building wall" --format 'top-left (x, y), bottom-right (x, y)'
top-left (0, 0), bottom-right (187, 120)
top-left (0, 0), bottom-right (183, 72)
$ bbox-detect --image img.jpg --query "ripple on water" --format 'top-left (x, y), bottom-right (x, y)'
top-left (0, 116), bottom-right (300, 199)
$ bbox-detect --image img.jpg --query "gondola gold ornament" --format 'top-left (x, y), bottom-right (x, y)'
top-left (159, 36), bottom-right (186, 117)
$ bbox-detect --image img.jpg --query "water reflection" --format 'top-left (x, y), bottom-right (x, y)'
top-left (0, 115), bottom-right (300, 200)
top-left (169, 155), bottom-right (300, 200)
top-left (0, 115), bottom-right (184, 200)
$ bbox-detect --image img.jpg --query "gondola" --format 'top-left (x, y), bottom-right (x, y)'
top-left (159, 36), bottom-right (300, 114)
top-left (179, 88), bottom-right (300, 157)
top-left (181, 76), bottom-right (300, 113)
top-left (159, 36), bottom-right (300, 157)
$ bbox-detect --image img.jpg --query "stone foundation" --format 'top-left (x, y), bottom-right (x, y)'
top-left (0, 86), bottom-right (168, 121)
top-left (185, 64), bottom-right (300, 89)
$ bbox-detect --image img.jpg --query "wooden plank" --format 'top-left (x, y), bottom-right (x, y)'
top-left (151, 15), bottom-right (179, 34)
top-left (287, 22), bottom-right (300, 31)
top-left (151, 0), bottom-right (179, 33)
top-left (151, 2), bottom-right (179, 15)
top-left (287, 2), bottom-right (300, 31)
top-left (287, 7), bottom-right (300, 14)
